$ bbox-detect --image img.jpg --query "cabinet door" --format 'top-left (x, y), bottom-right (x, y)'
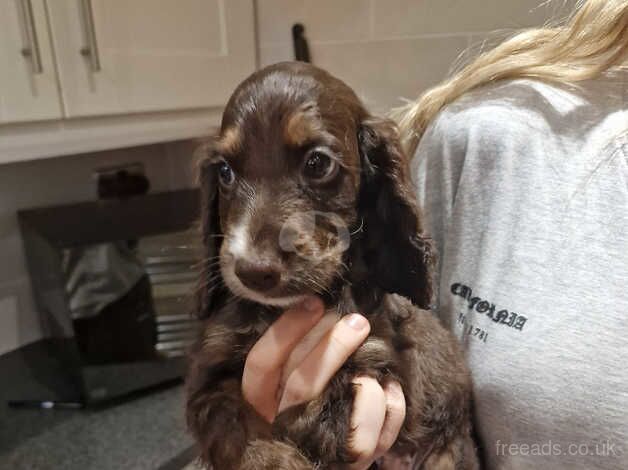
top-left (0, 0), bottom-right (63, 123)
top-left (46, 0), bottom-right (256, 117)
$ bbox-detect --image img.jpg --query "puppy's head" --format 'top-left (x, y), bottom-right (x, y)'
top-left (198, 62), bottom-right (432, 313)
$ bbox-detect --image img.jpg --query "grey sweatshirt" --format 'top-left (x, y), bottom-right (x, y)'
top-left (411, 72), bottom-right (628, 469)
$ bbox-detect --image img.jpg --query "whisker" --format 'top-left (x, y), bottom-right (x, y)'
top-left (350, 218), bottom-right (364, 236)
top-left (199, 255), bottom-right (221, 262)
top-left (195, 261), bottom-right (221, 271)
top-left (193, 258), bottom-right (222, 269)
top-left (197, 275), bottom-right (224, 292)
top-left (193, 256), bottom-right (220, 264)
top-left (220, 294), bottom-right (242, 311)
top-left (303, 274), bottom-right (331, 296)
top-left (203, 273), bottom-right (223, 286)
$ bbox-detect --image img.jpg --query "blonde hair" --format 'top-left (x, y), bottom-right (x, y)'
top-left (393, 0), bottom-right (628, 157)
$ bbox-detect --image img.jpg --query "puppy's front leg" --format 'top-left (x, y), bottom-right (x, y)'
top-left (240, 439), bottom-right (316, 470)
top-left (273, 369), bottom-right (358, 467)
top-left (421, 433), bottom-right (479, 470)
top-left (186, 377), bottom-right (262, 466)
top-left (187, 377), bottom-right (315, 469)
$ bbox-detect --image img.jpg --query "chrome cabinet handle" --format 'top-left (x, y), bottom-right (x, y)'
top-left (19, 0), bottom-right (43, 74)
top-left (79, 0), bottom-right (101, 72)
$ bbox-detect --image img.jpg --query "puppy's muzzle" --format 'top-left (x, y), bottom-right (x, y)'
top-left (234, 257), bottom-right (282, 292)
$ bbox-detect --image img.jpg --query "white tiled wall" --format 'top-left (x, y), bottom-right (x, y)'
top-left (0, 142), bottom-right (197, 354)
top-left (257, 0), bottom-right (577, 113)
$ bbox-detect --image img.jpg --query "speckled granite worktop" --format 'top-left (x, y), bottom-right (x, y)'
top-left (0, 343), bottom-right (194, 470)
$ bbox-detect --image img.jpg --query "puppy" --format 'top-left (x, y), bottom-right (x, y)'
top-left (186, 62), bottom-right (478, 469)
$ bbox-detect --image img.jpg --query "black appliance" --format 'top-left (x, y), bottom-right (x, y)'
top-left (17, 189), bottom-right (200, 404)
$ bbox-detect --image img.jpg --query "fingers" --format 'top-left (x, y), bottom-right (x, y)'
top-left (242, 297), bottom-right (324, 422)
top-left (243, 300), bottom-right (404, 470)
top-left (277, 313), bottom-right (370, 413)
top-left (347, 377), bottom-right (387, 469)
top-left (347, 378), bottom-right (406, 470)
top-left (375, 381), bottom-right (406, 457)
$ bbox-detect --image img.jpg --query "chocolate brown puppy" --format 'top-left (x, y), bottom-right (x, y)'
top-left (186, 61), bottom-right (478, 469)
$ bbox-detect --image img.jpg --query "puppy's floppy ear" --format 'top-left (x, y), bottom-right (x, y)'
top-left (195, 139), bottom-right (228, 319)
top-left (355, 117), bottom-right (434, 309)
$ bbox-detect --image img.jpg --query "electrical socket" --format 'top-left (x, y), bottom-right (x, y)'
top-left (92, 162), bottom-right (149, 199)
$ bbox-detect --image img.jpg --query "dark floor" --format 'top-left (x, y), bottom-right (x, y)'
top-left (0, 343), bottom-right (194, 470)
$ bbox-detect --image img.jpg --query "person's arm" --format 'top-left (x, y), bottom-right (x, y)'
top-left (411, 104), bottom-right (471, 316)
top-left (242, 297), bottom-right (406, 469)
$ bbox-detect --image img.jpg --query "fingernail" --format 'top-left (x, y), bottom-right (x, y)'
top-left (344, 313), bottom-right (368, 330)
top-left (302, 297), bottom-right (321, 313)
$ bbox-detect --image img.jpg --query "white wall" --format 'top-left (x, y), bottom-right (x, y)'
top-left (256, 0), bottom-right (576, 113)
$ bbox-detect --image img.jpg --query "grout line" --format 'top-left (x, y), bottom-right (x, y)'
top-left (259, 30), bottom-right (505, 49)
top-left (252, 0), bottom-right (262, 69)
top-left (368, 0), bottom-right (375, 40)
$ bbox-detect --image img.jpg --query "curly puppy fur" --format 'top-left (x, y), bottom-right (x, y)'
top-left (186, 62), bottom-right (478, 470)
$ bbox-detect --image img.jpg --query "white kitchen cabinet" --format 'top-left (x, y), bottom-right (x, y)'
top-left (45, 0), bottom-right (256, 117)
top-left (0, 0), bottom-right (63, 123)
top-left (0, 0), bottom-right (256, 163)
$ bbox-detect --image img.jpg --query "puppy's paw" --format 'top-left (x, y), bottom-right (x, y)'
top-left (187, 379), bottom-right (272, 468)
top-left (273, 373), bottom-right (357, 466)
top-left (239, 439), bottom-right (314, 470)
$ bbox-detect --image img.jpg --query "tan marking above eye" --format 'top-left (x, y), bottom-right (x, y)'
top-left (217, 126), bottom-right (243, 155)
top-left (284, 104), bottom-right (323, 147)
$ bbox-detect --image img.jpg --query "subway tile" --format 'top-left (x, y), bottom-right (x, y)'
top-left (301, 0), bottom-right (370, 42)
top-left (259, 43), bottom-right (294, 67)
top-left (256, 0), bottom-right (305, 45)
top-left (312, 36), bottom-right (469, 114)
top-left (467, 29), bottom-right (520, 58)
top-left (256, 0), bottom-right (370, 45)
top-left (163, 139), bottom-right (203, 188)
top-left (371, 0), bottom-right (579, 38)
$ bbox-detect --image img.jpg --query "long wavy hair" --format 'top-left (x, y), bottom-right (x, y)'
top-left (392, 0), bottom-right (628, 157)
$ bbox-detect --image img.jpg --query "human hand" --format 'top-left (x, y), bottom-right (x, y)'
top-left (242, 297), bottom-right (406, 469)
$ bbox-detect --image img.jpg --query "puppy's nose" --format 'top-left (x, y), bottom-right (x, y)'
top-left (235, 259), bottom-right (281, 292)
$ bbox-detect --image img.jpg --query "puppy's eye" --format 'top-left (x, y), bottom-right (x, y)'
top-left (218, 161), bottom-right (235, 187)
top-left (303, 151), bottom-right (337, 182)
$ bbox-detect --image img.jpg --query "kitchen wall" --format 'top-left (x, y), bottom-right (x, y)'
top-left (0, 0), bottom-right (578, 354)
top-left (256, 0), bottom-right (577, 113)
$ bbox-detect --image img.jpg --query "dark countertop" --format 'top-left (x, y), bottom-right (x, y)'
top-left (0, 343), bottom-right (194, 470)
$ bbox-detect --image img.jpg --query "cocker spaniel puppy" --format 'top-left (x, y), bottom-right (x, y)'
top-left (186, 62), bottom-right (478, 470)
